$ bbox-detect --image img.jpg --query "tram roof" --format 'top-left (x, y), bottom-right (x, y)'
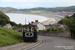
top-left (23, 25), bottom-right (37, 27)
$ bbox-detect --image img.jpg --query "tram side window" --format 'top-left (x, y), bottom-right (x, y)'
top-left (23, 28), bottom-right (27, 31)
top-left (25, 27), bottom-right (27, 31)
top-left (33, 27), bottom-right (36, 31)
top-left (29, 27), bottom-right (31, 31)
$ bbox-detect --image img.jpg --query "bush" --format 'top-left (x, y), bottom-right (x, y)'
top-left (39, 30), bottom-right (44, 32)
top-left (46, 27), bottom-right (65, 32)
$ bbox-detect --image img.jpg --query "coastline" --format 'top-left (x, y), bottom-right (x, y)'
top-left (5, 13), bottom-right (63, 24)
top-left (24, 13), bottom-right (63, 24)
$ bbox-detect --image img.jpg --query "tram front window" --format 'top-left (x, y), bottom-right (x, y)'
top-left (29, 27), bottom-right (31, 31)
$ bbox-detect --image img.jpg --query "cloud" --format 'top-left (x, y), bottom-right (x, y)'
top-left (1, 0), bottom-right (75, 3)
top-left (0, 3), bottom-right (35, 9)
top-left (0, 0), bottom-right (60, 2)
top-left (0, 0), bottom-right (74, 2)
top-left (17, 3), bottom-right (34, 6)
top-left (0, 0), bottom-right (75, 9)
top-left (0, 0), bottom-right (38, 2)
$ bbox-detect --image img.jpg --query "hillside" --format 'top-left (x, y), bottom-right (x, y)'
top-left (20, 6), bottom-right (75, 12)
top-left (0, 7), bottom-right (17, 13)
top-left (0, 26), bottom-right (22, 47)
top-left (0, 11), bottom-right (22, 28)
top-left (0, 6), bottom-right (75, 13)
top-left (0, 11), bottom-right (10, 26)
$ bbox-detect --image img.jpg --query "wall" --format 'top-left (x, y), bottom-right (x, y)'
top-left (38, 31), bottom-right (71, 38)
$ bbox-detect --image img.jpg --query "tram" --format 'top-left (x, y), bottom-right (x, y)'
top-left (22, 24), bottom-right (37, 42)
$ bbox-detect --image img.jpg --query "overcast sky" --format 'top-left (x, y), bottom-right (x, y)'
top-left (0, 0), bottom-right (75, 9)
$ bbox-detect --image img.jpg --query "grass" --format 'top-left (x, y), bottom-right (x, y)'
top-left (0, 27), bottom-right (22, 47)
top-left (26, 11), bottom-right (53, 14)
top-left (26, 11), bottom-right (45, 14)
top-left (31, 11), bottom-right (44, 13)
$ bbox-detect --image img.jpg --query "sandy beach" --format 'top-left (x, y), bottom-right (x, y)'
top-left (29, 14), bottom-right (63, 24)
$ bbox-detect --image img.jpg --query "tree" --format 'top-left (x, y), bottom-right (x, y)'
top-left (0, 11), bottom-right (10, 23)
top-left (9, 21), bottom-right (17, 26)
top-left (71, 13), bottom-right (75, 17)
top-left (65, 15), bottom-right (70, 19)
top-left (68, 17), bottom-right (75, 31)
top-left (59, 14), bottom-right (75, 31)
top-left (59, 14), bottom-right (75, 38)
top-left (0, 19), bottom-right (6, 26)
top-left (68, 17), bottom-right (75, 38)
top-left (58, 18), bottom-right (70, 25)
top-left (18, 23), bottom-right (22, 28)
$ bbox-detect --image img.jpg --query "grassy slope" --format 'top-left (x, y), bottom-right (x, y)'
top-left (0, 27), bottom-right (22, 47)
top-left (26, 11), bottom-right (53, 14)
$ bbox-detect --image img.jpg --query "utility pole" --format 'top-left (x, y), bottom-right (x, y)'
top-left (25, 19), bottom-right (26, 25)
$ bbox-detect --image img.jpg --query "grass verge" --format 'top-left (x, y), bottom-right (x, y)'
top-left (0, 27), bottom-right (22, 47)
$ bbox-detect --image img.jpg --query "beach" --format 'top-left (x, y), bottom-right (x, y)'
top-left (28, 13), bottom-right (63, 24)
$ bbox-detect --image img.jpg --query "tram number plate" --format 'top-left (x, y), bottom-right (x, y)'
top-left (25, 32), bottom-right (34, 37)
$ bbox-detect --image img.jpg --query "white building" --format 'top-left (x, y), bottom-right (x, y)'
top-left (31, 20), bottom-right (46, 30)
top-left (37, 23), bottom-right (46, 30)
top-left (3, 23), bottom-right (12, 29)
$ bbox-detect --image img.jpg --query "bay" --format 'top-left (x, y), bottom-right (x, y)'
top-left (5, 13), bottom-right (49, 24)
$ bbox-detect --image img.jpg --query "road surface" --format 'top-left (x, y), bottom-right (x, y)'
top-left (30, 36), bottom-right (75, 50)
top-left (0, 36), bottom-right (75, 50)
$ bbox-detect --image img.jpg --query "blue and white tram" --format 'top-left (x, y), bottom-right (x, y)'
top-left (23, 24), bottom-right (37, 42)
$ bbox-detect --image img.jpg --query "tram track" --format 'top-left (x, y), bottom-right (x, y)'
top-left (21, 40), bottom-right (43, 50)
top-left (7, 40), bottom-right (42, 50)
top-left (24, 40), bottom-right (45, 50)
top-left (0, 40), bottom-right (42, 50)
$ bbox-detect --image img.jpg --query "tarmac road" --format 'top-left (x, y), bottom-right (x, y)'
top-left (31, 36), bottom-right (75, 50)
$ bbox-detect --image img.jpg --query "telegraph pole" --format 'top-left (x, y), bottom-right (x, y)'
top-left (25, 19), bottom-right (26, 25)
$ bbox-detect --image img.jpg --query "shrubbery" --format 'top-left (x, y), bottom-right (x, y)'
top-left (39, 27), bottom-right (65, 32)
top-left (39, 30), bottom-right (44, 32)
top-left (59, 13), bottom-right (75, 38)
top-left (46, 27), bottom-right (65, 32)
top-left (59, 14), bottom-right (75, 32)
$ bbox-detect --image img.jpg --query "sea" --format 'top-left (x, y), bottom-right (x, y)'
top-left (5, 13), bottom-right (55, 25)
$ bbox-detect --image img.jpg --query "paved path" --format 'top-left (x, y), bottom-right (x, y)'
top-left (31, 36), bottom-right (75, 50)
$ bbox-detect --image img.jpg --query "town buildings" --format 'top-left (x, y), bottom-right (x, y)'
top-left (31, 20), bottom-right (67, 30)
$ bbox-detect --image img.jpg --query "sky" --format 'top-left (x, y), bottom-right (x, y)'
top-left (0, 0), bottom-right (75, 9)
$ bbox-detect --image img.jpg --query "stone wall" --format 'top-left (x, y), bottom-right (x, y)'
top-left (38, 31), bottom-right (71, 38)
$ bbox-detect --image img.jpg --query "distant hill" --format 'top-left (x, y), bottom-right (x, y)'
top-left (0, 7), bottom-right (17, 13)
top-left (0, 6), bottom-right (75, 13)
top-left (22, 6), bottom-right (75, 12)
